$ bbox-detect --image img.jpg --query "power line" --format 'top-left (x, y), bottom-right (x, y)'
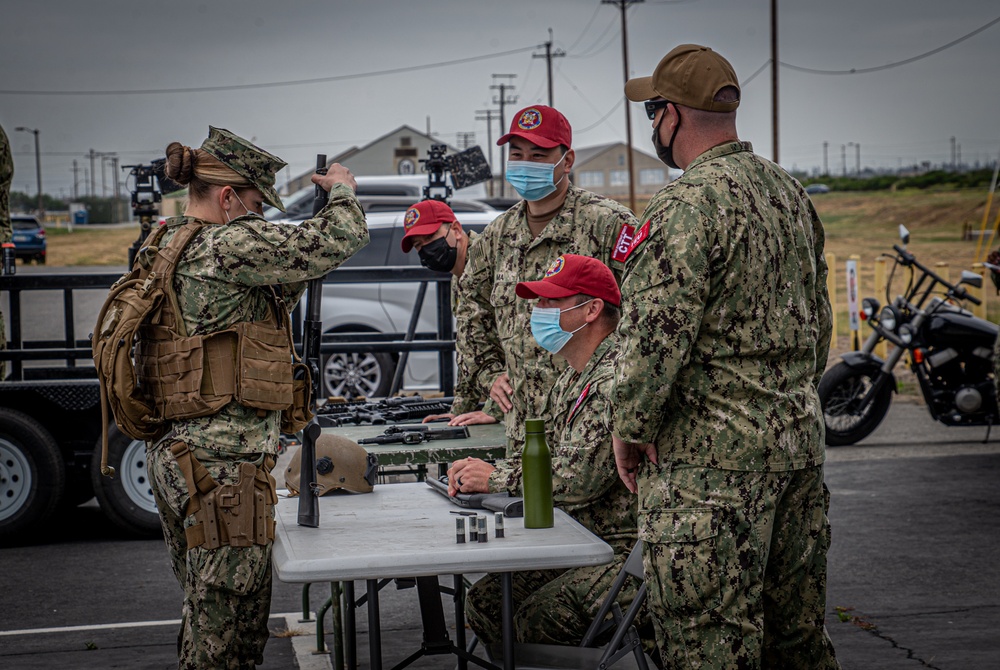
top-left (781, 14), bottom-right (1000, 75)
top-left (569, 13), bottom-right (620, 58)
top-left (565, 4), bottom-right (605, 52)
top-left (576, 98), bottom-right (626, 135)
top-left (0, 45), bottom-right (538, 96)
top-left (741, 60), bottom-right (771, 88)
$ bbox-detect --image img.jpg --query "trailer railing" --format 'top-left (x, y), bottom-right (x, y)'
top-left (0, 266), bottom-right (456, 395)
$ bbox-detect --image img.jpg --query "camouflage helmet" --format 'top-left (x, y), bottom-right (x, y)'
top-left (285, 434), bottom-right (378, 496)
top-left (200, 126), bottom-right (288, 211)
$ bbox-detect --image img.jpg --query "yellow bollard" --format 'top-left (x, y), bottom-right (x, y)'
top-left (935, 262), bottom-right (950, 285)
top-left (826, 253), bottom-right (837, 351)
top-left (969, 263), bottom-right (987, 319)
top-left (874, 257), bottom-right (888, 360)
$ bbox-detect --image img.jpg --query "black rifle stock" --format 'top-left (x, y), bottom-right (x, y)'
top-left (357, 425), bottom-right (469, 445)
top-left (297, 154), bottom-right (328, 528)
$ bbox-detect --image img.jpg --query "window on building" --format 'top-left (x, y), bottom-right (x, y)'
top-left (609, 170), bottom-right (629, 187)
top-left (640, 168), bottom-right (665, 185)
top-left (577, 170), bottom-right (605, 188)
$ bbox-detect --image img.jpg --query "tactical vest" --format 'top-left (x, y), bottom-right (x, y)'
top-left (134, 220), bottom-right (304, 423)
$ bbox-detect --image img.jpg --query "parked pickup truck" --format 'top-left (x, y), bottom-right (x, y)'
top-left (0, 266), bottom-right (456, 540)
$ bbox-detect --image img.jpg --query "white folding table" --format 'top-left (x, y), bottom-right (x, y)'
top-left (273, 482), bottom-right (613, 670)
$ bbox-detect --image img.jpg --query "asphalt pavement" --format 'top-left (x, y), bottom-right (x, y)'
top-left (1, 398), bottom-right (998, 669)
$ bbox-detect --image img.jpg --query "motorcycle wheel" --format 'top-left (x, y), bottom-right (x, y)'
top-left (818, 362), bottom-right (893, 446)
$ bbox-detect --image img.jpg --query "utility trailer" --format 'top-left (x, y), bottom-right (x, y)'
top-left (0, 267), bottom-right (455, 539)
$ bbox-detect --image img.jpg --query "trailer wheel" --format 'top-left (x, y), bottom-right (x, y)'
top-left (0, 407), bottom-right (65, 539)
top-left (91, 425), bottom-right (161, 537)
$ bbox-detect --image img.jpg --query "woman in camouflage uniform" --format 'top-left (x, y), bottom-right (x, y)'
top-left (146, 127), bottom-right (368, 669)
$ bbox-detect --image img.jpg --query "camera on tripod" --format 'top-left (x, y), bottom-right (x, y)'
top-left (122, 158), bottom-right (184, 266)
top-left (123, 158), bottom-right (184, 220)
top-left (420, 144), bottom-right (492, 204)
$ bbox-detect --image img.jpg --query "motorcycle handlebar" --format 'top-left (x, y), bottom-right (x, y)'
top-left (955, 287), bottom-right (982, 306)
top-left (891, 244), bottom-right (983, 307)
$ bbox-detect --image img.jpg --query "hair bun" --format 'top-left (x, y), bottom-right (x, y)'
top-left (164, 142), bottom-right (198, 185)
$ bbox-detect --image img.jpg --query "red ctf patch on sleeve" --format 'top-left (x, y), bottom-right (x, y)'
top-left (612, 224), bottom-right (636, 262)
top-left (624, 220), bottom-right (651, 259)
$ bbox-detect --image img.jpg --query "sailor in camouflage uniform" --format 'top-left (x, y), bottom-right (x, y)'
top-left (0, 123), bottom-right (13, 378)
top-left (397, 198), bottom-right (499, 425)
top-left (451, 254), bottom-right (643, 648)
top-left (145, 127), bottom-right (368, 669)
top-left (456, 105), bottom-right (638, 454)
top-left (612, 46), bottom-right (840, 669)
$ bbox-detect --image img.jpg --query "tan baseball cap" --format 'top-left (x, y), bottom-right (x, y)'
top-left (625, 44), bottom-right (740, 112)
top-left (200, 126), bottom-right (288, 211)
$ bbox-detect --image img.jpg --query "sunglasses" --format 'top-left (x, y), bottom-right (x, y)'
top-left (644, 99), bottom-right (670, 120)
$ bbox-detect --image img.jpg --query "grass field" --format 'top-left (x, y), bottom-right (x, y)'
top-left (42, 186), bottom-right (1000, 329)
top-left (813, 188), bottom-right (1000, 329)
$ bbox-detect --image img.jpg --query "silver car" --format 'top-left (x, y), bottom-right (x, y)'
top-left (270, 184), bottom-right (500, 398)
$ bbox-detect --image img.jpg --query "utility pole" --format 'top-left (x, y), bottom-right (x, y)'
top-left (841, 144), bottom-right (847, 177)
top-left (822, 141), bottom-right (829, 176)
top-left (88, 149), bottom-right (96, 198)
top-left (100, 156), bottom-right (108, 198)
top-left (491, 74), bottom-right (518, 198)
top-left (15, 127), bottom-right (43, 217)
top-left (602, 0), bottom-right (643, 213)
top-left (111, 156), bottom-right (121, 222)
top-left (533, 28), bottom-right (566, 107)
top-left (456, 132), bottom-right (476, 150)
top-left (71, 160), bottom-right (80, 200)
top-left (476, 109), bottom-right (500, 197)
top-left (771, 0), bottom-right (779, 164)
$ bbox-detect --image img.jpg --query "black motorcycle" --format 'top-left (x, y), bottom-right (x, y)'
top-left (819, 225), bottom-right (999, 445)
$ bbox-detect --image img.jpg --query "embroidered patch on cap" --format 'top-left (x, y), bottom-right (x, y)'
top-left (545, 255), bottom-right (565, 277)
top-left (518, 108), bottom-right (543, 131)
top-left (404, 208), bottom-right (420, 230)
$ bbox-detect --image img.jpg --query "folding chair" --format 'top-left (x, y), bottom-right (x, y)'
top-left (505, 540), bottom-right (655, 670)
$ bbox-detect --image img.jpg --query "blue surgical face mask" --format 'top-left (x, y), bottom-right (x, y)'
top-left (530, 299), bottom-right (593, 354)
top-left (505, 153), bottom-right (568, 202)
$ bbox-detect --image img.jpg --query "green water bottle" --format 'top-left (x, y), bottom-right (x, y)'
top-left (522, 418), bottom-right (554, 529)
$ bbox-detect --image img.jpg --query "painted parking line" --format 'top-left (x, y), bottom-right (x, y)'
top-left (0, 611), bottom-right (334, 670)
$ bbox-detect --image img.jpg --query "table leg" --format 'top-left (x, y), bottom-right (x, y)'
top-left (331, 582), bottom-right (344, 670)
top-left (501, 572), bottom-right (513, 670)
top-left (344, 581), bottom-right (357, 670)
top-left (367, 579), bottom-right (382, 670)
top-left (453, 574), bottom-right (468, 670)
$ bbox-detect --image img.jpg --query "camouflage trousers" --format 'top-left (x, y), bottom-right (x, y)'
top-left (465, 539), bottom-right (646, 647)
top-left (148, 441), bottom-right (273, 670)
top-left (638, 461), bottom-right (840, 670)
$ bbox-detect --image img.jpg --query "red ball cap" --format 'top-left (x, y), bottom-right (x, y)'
top-left (496, 105), bottom-right (572, 149)
top-left (400, 199), bottom-right (457, 252)
top-left (516, 254), bottom-right (620, 306)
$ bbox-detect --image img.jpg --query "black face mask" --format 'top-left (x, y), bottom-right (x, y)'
top-left (418, 235), bottom-right (458, 273)
top-left (652, 108), bottom-right (681, 170)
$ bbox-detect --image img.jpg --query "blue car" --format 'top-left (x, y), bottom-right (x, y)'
top-left (11, 215), bottom-right (46, 264)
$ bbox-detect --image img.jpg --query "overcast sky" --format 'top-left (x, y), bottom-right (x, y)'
top-left (2, 0), bottom-right (998, 200)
